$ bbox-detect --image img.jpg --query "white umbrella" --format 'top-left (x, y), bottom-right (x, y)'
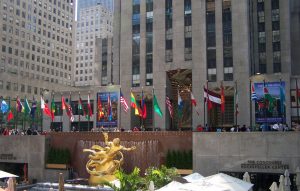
top-left (269, 182), bottom-right (278, 191)
top-left (0, 170), bottom-right (18, 179)
top-left (296, 167), bottom-right (300, 191)
top-left (156, 181), bottom-right (184, 191)
top-left (183, 173), bottom-right (204, 183)
top-left (284, 169), bottom-right (291, 191)
top-left (203, 173), bottom-right (253, 191)
top-left (156, 180), bottom-right (227, 191)
top-left (278, 175), bottom-right (284, 191)
top-left (243, 172), bottom-right (253, 191)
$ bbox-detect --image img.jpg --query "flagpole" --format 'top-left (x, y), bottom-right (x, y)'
top-left (249, 79), bottom-right (253, 131)
top-left (88, 91), bottom-right (90, 131)
top-left (22, 97), bottom-right (25, 131)
top-left (51, 93), bottom-right (54, 131)
top-left (235, 81), bottom-right (238, 128)
top-left (296, 78), bottom-right (300, 125)
top-left (177, 87), bottom-right (180, 131)
top-left (8, 97), bottom-right (11, 127)
top-left (16, 96), bottom-right (19, 131)
top-left (60, 93), bottom-right (63, 132)
top-left (203, 85), bottom-right (206, 131)
top-left (69, 92), bottom-right (72, 132)
top-left (221, 81), bottom-right (224, 129)
top-left (119, 87), bottom-right (121, 131)
top-left (206, 81), bottom-right (211, 131)
top-left (280, 79), bottom-right (284, 124)
top-left (40, 95), bottom-right (43, 132)
top-left (152, 87), bottom-right (155, 131)
top-left (0, 96), bottom-right (3, 129)
top-left (78, 92), bottom-right (81, 132)
top-left (141, 87), bottom-right (144, 129)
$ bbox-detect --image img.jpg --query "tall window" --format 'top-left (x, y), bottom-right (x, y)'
top-left (223, 0), bottom-right (233, 81)
top-left (146, 0), bottom-right (153, 86)
top-left (165, 0), bottom-right (173, 62)
top-left (132, 0), bottom-right (140, 87)
top-left (206, 0), bottom-right (216, 81)
top-left (257, 0), bottom-right (266, 74)
top-left (272, 0), bottom-right (281, 73)
top-left (101, 39), bottom-right (108, 86)
top-left (184, 0), bottom-right (192, 61)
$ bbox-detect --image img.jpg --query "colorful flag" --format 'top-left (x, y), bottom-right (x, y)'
top-left (16, 97), bottom-right (24, 112)
top-left (203, 88), bottom-right (221, 104)
top-left (87, 93), bottom-right (93, 119)
top-left (279, 84), bottom-right (285, 114)
top-left (235, 87), bottom-right (239, 116)
top-left (264, 86), bottom-right (275, 112)
top-left (66, 102), bottom-right (74, 122)
top-left (1, 100), bottom-right (9, 113)
top-left (220, 83), bottom-right (225, 113)
top-left (78, 97), bottom-right (86, 116)
top-left (51, 97), bottom-right (55, 120)
top-left (141, 91), bottom-right (147, 119)
top-left (7, 110), bottom-right (13, 122)
top-left (251, 84), bottom-right (257, 101)
top-left (178, 91), bottom-right (183, 117)
top-left (190, 92), bottom-right (197, 106)
top-left (41, 97), bottom-right (54, 120)
top-left (120, 92), bottom-right (129, 112)
top-left (130, 92), bottom-right (140, 116)
top-left (30, 98), bottom-right (37, 119)
top-left (61, 96), bottom-right (66, 110)
top-left (153, 94), bottom-right (163, 118)
top-left (166, 96), bottom-right (173, 118)
top-left (24, 98), bottom-right (31, 114)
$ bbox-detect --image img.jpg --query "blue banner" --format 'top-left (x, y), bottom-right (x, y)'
top-left (96, 92), bottom-right (118, 128)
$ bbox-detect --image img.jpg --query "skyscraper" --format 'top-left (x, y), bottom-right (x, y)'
top-left (76, 0), bottom-right (114, 20)
top-left (0, 0), bottom-right (76, 98)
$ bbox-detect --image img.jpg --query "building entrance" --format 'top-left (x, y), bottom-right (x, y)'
top-left (166, 69), bottom-right (192, 130)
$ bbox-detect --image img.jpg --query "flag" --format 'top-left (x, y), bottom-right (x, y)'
top-left (203, 88), bottom-right (221, 104)
top-left (16, 97), bottom-right (24, 112)
top-left (235, 87), bottom-right (239, 116)
top-left (297, 82), bottom-right (300, 103)
top-left (1, 100), bottom-right (9, 113)
top-left (51, 97), bottom-right (55, 120)
top-left (120, 92), bottom-right (129, 112)
top-left (153, 94), bottom-right (163, 118)
top-left (78, 97), bottom-right (86, 116)
top-left (220, 83), bottom-right (225, 113)
top-left (41, 97), bottom-right (54, 120)
top-left (203, 86), bottom-right (214, 111)
top-left (264, 86), bottom-right (275, 112)
top-left (166, 96), bottom-right (173, 118)
top-left (178, 91), bottom-right (183, 117)
top-left (97, 96), bottom-right (104, 120)
top-left (279, 84), bottom-right (285, 114)
top-left (61, 96), bottom-right (66, 110)
top-left (86, 94), bottom-right (93, 119)
top-left (66, 102), bottom-right (74, 122)
top-left (30, 98), bottom-right (37, 119)
top-left (251, 84), bottom-right (257, 101)
top-left (7, 110), bottom-right (13, 122)
top-left (190, 92), bottom-right (197, 106)
top-left (130, 92), bottom-right (140, 116)
top-left (24, 98), bottom-right (31, 114)
top-left (107, 93), bottom-right (112, 121)
top-left (141, 91), bottom-right (147, 119)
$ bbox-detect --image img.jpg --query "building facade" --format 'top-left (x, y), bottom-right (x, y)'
top-left (76, 0), bottom-right (114, 20)
top-left (74, 4), bottom-right (113, 86)
top-left (113, 0), bottom-right (299, 130)
top-left (0, 0), bottom-right (76, 99)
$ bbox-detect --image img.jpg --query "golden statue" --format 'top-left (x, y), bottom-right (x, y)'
top-left (83, 132), bottom-right (136, 185)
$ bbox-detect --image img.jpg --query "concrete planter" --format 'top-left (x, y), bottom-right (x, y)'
top-left (45, 163), bottom-right (70, 169)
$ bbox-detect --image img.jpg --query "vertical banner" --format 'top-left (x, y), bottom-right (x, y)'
top-left (96, 92), bottom-right (118, 128)
top-left (254, 82), bottom-right (286, 123)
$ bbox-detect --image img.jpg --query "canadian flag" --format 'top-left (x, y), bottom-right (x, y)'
top-left (41, 97), bottom-right (53, 120)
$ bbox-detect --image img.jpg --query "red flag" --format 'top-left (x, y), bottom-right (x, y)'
top-left (41, 97), bottom-right (53, 120)
top-left (97, 96), bottom-right (104, 120)
top-left (141, 91), bottom-right (147, 119)
top-left (166, 96), bottom-right (173, 118)
top-left (220, 83), bottom-right (225, 113)
top-left (190, 92), bottom-right (197, 106)
top-left (66, 102), bottom-right (74, 122)
top-left (7, 110), bottom-right (13, 122)
top-left (204, 86), bottom-right (214, 111)
top-left (61, 96), bottom-right (66, 110)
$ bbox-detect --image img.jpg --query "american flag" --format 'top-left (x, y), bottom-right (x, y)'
top-left (120, 92), bottom-right (129, 112)
top-left (166, 96), bottom-right (173, 118)
top-left (251, 84), bottom-right (257, 101)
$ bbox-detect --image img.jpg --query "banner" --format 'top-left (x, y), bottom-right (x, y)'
top-left (96, 92), bottom-right (118, 128)
top-left (254, 82), bottom-right (286, 123)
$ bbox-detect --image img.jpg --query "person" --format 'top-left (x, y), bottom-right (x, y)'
top-left (230, 126), bottom-right (235, 132)
top-left (196, 124), bottom-right (204, 132)
top-left (272, 123), bottom-right (279, 131)
top-left (205, 124), bottom-right (209, 132)
top-left (241, 125), bottom-right (247, 132)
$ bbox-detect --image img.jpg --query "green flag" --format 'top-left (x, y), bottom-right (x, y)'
top-left (51, 97), bottom-right (55, 115)
top-left (263, 87), bottom-right (275, 112)
top-left (153, 94), bottom-right (163, 118)
top-left (24, 98), bottom-right (31, 114)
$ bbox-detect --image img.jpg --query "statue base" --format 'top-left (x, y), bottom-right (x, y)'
top-left (89, 175), bottom-right (116, 186)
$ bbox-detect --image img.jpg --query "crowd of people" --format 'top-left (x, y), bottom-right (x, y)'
top-left (0, 127), bottom-right (42, 136)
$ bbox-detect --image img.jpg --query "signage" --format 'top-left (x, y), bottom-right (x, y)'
top-left (241, 160), bottom-right (289, 170)
top-left (0, 154), bottom-right (16, 160)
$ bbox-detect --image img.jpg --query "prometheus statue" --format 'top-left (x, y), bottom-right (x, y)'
top-left (83, 132), bottom-right (136, 185)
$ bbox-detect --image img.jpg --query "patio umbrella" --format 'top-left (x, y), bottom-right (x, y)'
top-left (269, 182), bottom-right (278, 191)
top-left (243, 172), bottom-right (253, 191)
top-left (296, 167), bottom-right (300, 191)
top-left (0, 170), bottom-right (18, 179)
top-left (156, 180), bottom-right (227, 191)
top-left (284, 169), bottom-right (291, 191)
top-left (203, 173), bottom-right (253, 191)
top-left (183, 173), bottom-right (204, 183)
top-left (278, 175), bottom-right (284, 191)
